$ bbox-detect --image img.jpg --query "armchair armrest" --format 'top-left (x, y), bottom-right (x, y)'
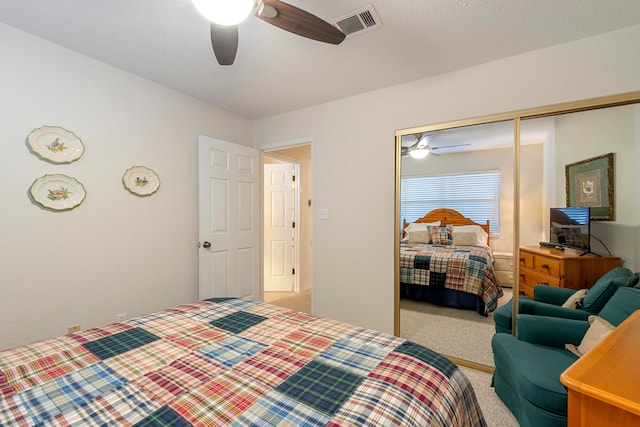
top-left (519, 299), bottom-right (591, 321)
top-left (533, 284), bottom-right (577, 305)
top-left (516, 314), bottom-right (589, 348)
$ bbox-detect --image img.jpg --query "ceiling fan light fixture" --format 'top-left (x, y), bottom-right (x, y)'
top-left (409, 148), bottom-right (429, 159)
top-left (192, 0), bottom-right (256, 26)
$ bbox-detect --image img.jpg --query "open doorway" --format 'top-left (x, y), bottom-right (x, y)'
top-left (262, 144), bottom-right (312, 314)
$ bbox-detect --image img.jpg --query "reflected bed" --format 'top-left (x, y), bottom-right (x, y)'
top-left (400, 208), bottom-right (503, 315)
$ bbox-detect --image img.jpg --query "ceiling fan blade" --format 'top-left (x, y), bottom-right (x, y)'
top-left (257, 0), bottom-right (346, 45)
top-left (210, 23), bottom-right (239, 65)
top-left (429, 143), bottom-right (472, 151)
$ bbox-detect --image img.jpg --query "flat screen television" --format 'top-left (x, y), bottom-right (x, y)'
top-left (549, 207), bottom-right (590, 252)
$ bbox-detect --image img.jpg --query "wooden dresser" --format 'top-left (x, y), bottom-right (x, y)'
top-left (561, 310), bottom-right (640, 426)
top-left (518, 246), bottom-right (620, 297)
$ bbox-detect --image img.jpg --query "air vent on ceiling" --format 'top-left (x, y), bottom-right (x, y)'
top-left (333, 5), bottom-right (382, 38)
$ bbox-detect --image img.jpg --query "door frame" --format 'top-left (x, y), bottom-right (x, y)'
top-left (259, 138), bottom-right (314, 311)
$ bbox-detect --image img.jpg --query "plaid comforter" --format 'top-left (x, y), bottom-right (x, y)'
top-left (0, 299), bottom-right (486, 426)
top-left (400, 242), bottom-right (503, 313)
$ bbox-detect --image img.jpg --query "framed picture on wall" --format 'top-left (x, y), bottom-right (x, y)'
top-left (565, 153), bottom-right (614, 221)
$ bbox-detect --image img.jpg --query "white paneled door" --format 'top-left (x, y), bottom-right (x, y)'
top-left (263, 163), bottom-right (295, 291)
top-left (198, 136), bottom-right (260, 300)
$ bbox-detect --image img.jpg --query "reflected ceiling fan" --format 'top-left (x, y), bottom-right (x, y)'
top-left (402, 133), bottom-right (471, 159)
top-left (192, 0), bottom-right (346, 65)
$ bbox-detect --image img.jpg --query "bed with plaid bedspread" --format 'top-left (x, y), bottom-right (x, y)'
top-left (0, 298), bottom-right (486, 426)
top-left (400, 242), bottom-right (503, 314)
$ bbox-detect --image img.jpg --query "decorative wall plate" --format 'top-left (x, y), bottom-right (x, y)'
top-left (27, 126), bottom-right (84, 163)
top-left (123, 166), bottom-right (160, 196)
top-left (30, 174), bottom-right (86, 211)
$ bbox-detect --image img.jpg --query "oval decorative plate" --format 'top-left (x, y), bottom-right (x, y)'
top-left (27, 126), bottom-right (85, 163)
top-left (30, 174), bottom-right (86, 211)
top-left (123, 166), bottom-right (160, 196)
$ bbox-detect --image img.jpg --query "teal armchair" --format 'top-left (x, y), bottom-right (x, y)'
top-left (494, 267), bottom-right (638, 333)
top-left (492, 286), bottom-right (640, 427)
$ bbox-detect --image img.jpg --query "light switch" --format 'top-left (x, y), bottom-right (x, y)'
top-left (319, 208), bottom-right (329, 220)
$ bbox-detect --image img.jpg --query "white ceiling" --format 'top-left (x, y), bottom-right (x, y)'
top-left (2, 0), bottom-right (640, 120)
top-left (400, 116), bottom-right (556, 155)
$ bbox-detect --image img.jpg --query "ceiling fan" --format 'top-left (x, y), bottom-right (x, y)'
top-left (402, 133), bottom-right (471, 159)
top-left (192, 0), bottom-right (346, 65)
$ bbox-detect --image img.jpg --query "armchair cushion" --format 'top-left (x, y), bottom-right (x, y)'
top-left (516, 314), bottom-right (590, 347)
top-left (519, 298), bottom-right (591, 321)
top-left (533, 285), bottom-right (577, 306)
top-left (598, 286), bottom-right (640, 326)
top-left (582, 267), bottom-right (636, 314)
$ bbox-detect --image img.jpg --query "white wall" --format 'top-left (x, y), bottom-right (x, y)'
top-left (552, 104), bottom-right (638, 269)
top-left (252, 25), bottom-right (640, 335)
top-left (0, 23), bottom-right (252, 349)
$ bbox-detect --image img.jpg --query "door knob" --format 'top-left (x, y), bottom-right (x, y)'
top-left (203, 241), bottom-right (211, 249)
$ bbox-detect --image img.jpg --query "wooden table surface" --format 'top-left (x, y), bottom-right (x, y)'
top-left (561, 310), bottom-right (640, 426)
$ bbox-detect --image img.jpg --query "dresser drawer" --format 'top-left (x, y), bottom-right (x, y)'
top-left (520, 251), bottom-right (561, 276)
top-left (520, 269), bottom-right (561, 288)
top-left (519, 252), bottom-right (533, 269)
top-left (533, 256), bottom-right (561, 277)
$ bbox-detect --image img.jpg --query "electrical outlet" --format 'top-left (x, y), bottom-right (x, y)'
top-left (67, 324), bottom-right (81, 334)
top-left (116, 313), bottom-right (127, 322)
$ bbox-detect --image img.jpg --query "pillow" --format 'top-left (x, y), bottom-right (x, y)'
top-left (427, 225), bottom-right (453, 245)
top-left (565, 315), bottom-right (615, 357)
top-left (582, 267), bottom-right (633, 314)
top-left (402, 221), bottom-right (441, 241)
top-left (407, 230), bottom-right (430, 244)
top-left (451, 225), bottom-right (488, 246)
top-left (452, 232), bottom-right (480, 246)
top-left (561, 288), bottom-right (588, 308)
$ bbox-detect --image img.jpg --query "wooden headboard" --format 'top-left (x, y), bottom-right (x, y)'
top-left (403, 208), bottom-right (490, 244)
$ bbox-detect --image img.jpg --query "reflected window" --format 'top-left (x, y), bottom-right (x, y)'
top-left (400, 170), bottom-right (501, 233)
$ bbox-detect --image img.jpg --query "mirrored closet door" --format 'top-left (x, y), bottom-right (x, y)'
top-left (395, 91), bottom-right (640, 370)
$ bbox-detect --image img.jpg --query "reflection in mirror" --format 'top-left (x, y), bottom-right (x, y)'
top-left (520, 103), bottom-right (639, 271)
top-left (398, 120), bottom-right (517, 368)
top-left (397, 93), bottom-right (640, 370)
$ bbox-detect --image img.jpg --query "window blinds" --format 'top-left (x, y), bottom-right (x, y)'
top-left (400, 171), bottom-right (501, 233)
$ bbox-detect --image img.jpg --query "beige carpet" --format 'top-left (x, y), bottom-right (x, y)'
top-left (263, 289), bottom-right (312, 314)
top-left (460, 367), bottom-right (519, 426)
top-left (400, 288), bottom-right (512, 367)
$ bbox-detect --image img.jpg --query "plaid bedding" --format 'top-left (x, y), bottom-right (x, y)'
top-left (0, 299), bottom-right (486, 426)
top-left (400, 242), bottom-right (504, 313)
